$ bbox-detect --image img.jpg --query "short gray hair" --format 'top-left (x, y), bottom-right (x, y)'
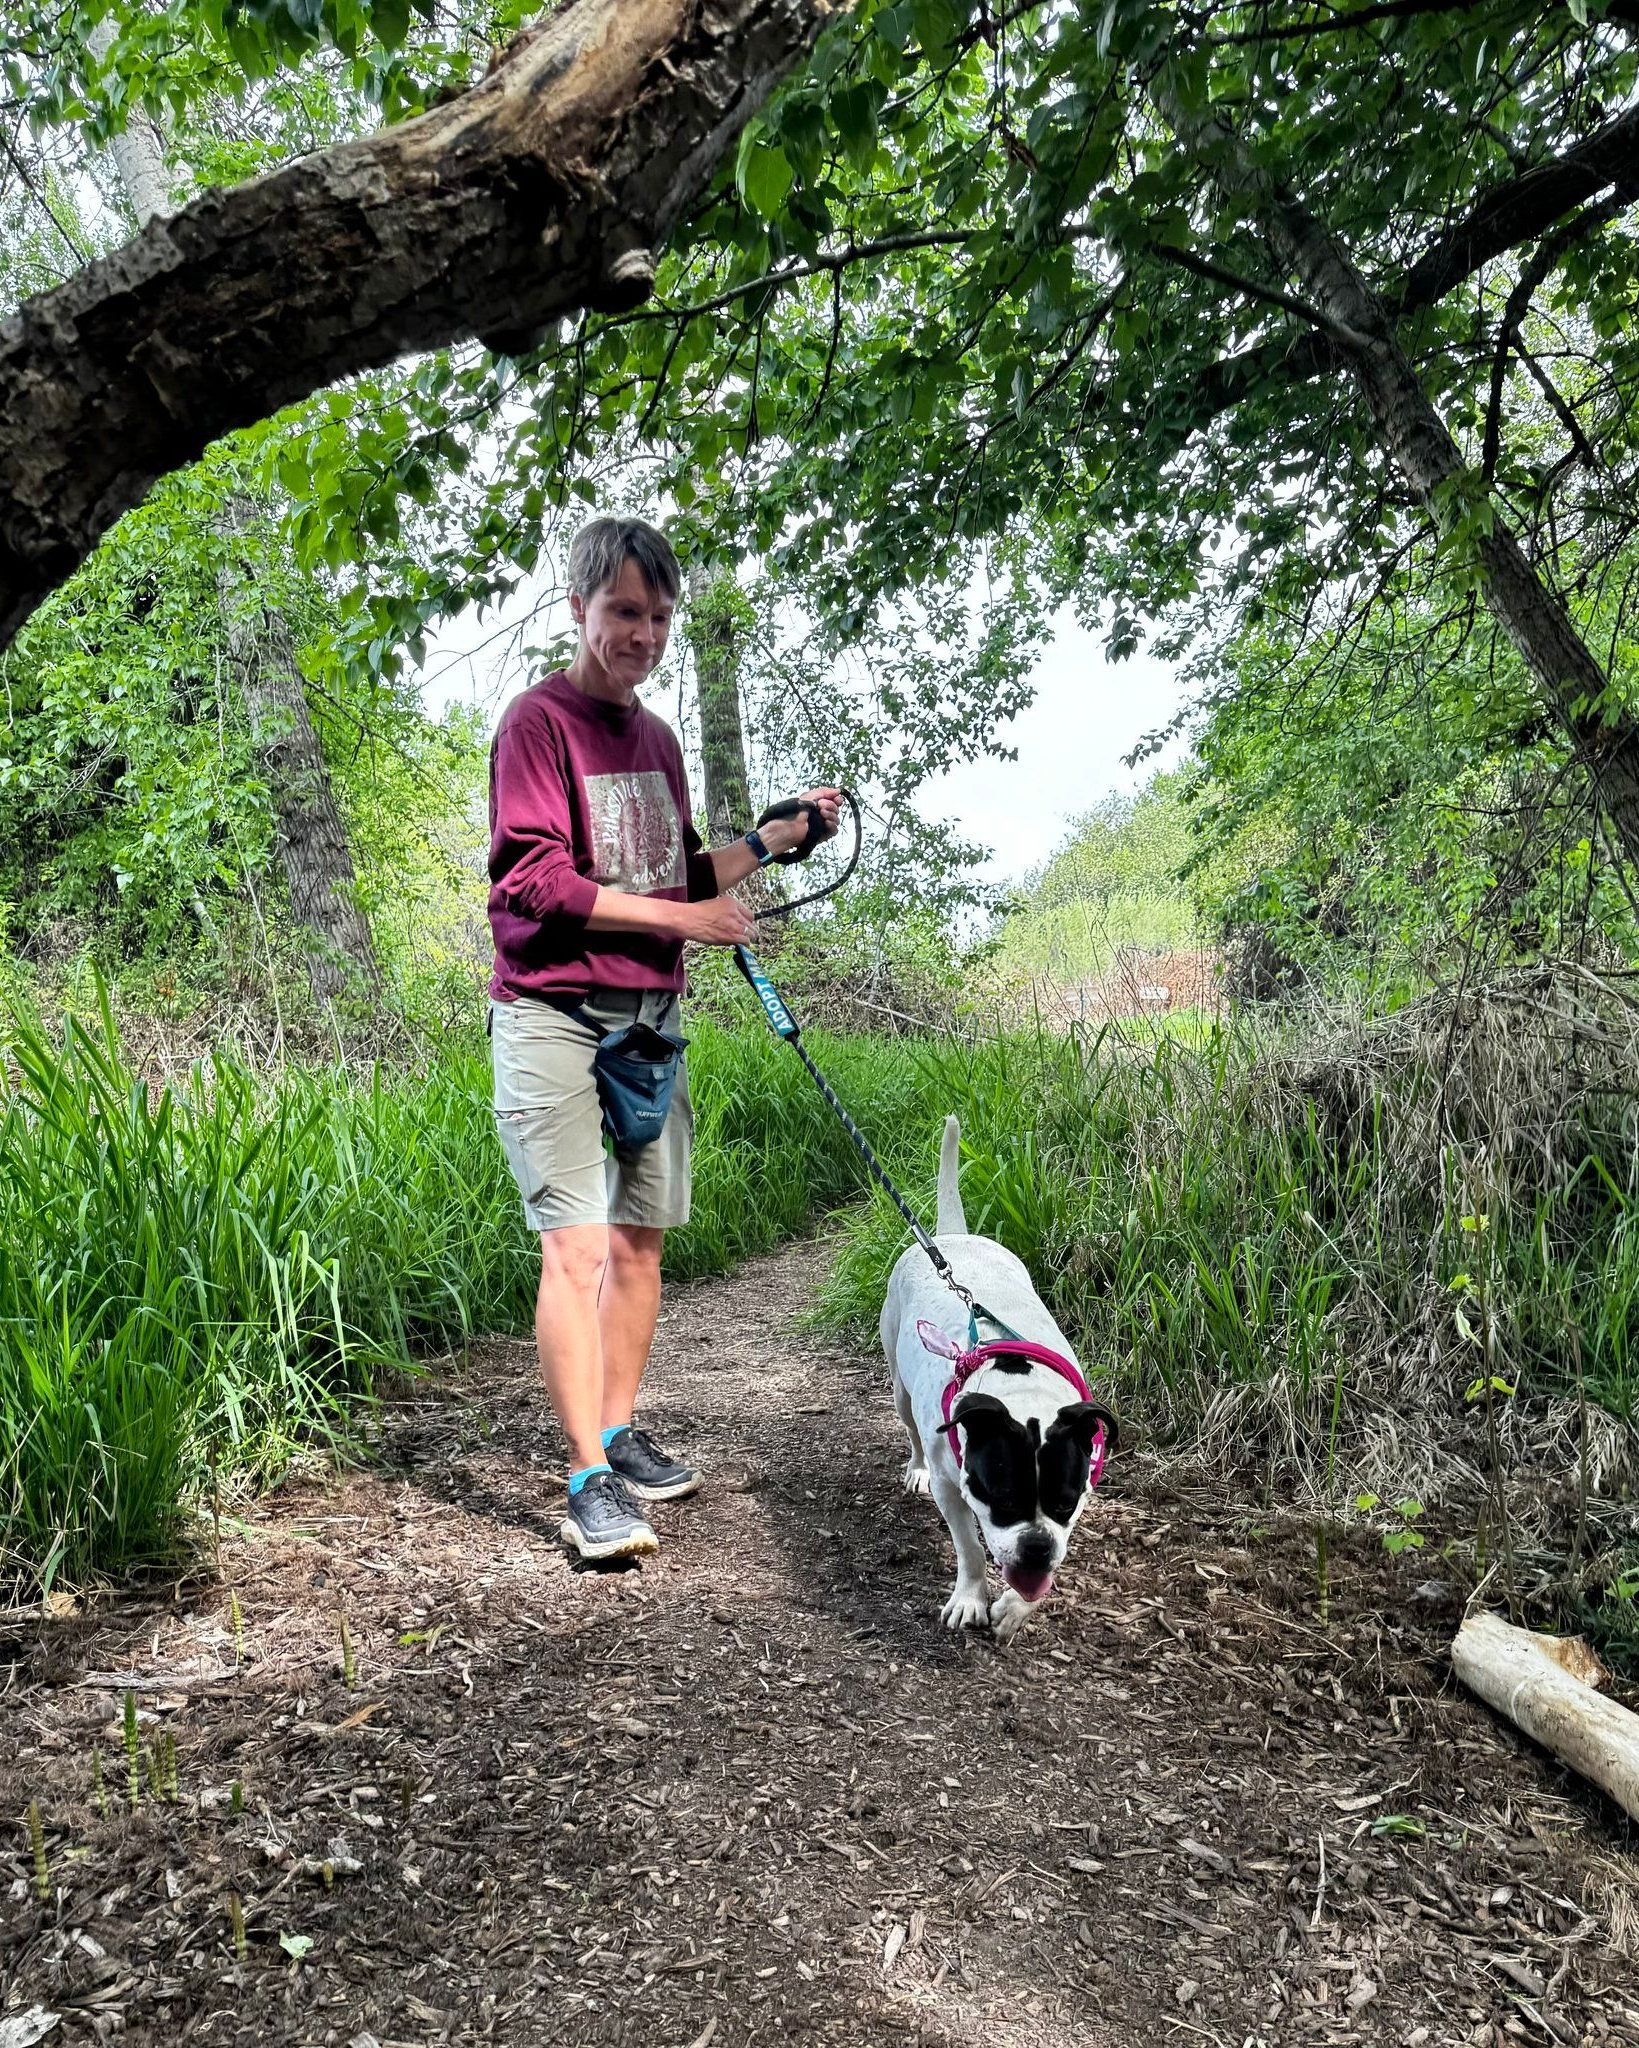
top-left (566, 517), bottom-right (680, 602)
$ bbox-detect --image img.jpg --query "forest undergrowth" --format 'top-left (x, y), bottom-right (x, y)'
top-left (3, 969), bottom-right (1637, 1670)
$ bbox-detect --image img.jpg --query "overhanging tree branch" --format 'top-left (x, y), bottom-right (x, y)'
top-left (1173, 96), bottom-right (1639, 449)
top-left (1151, 67), bottom-right (1639, 867)
top-left (0, 0), bottom-right (839, 653)
top-left (1399, 99), bottom-right (1639, 313)
top-left (1151, 239), bottom-right (1367, 341)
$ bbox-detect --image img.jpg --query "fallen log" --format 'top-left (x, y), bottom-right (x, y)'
top-left (1451, 1610), bottom-right (1639, 1822)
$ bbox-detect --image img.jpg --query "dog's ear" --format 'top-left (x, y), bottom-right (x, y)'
top-left (1045, 1400), bottom-right (1120, 1455)
top-left (946, 1391), bottom-right (1025, 1441)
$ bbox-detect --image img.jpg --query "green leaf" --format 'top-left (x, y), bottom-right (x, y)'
top-left (738, 143), bottom-right (794, 219)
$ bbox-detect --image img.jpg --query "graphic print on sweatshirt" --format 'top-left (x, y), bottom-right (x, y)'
top-left (585, 771), bottom-right (685, 894)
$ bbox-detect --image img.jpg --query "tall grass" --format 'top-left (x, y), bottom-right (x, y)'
top-left (818, 998), bottom-right (1639, 1449)
top-left (9, 970), bottom-right (1638, 1642)
top-left (0, 990), bottom-right (943, 1592)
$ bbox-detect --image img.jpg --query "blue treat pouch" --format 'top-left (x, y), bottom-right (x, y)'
top-left (589, 1019), bottom-right (687, 1148)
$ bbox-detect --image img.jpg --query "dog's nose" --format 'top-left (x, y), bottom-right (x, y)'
top-left (1015, 1529), bottom-right (1056, 1572)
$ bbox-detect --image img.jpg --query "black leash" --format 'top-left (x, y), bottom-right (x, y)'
top-left (749, 787), bottom-right (863, 921)
top-left (731, 942), bottom-right (978, 1318)
top-left (730, 786), bottom-right (979, 1319)
top-left (730, 791), bottom-right (1118, 1452)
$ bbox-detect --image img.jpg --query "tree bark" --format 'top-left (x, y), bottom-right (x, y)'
top-left (87, 20), bottom-right (172, 230)
top-left (0, 0), bottom-right (838, 652)
top-left (1167, 100), bottom-right (1639, 514)
top-left (689, 567), bottom-right (755, 844)
top-left (1157, 83), bottom-right (1639, 867)
top-left (218, 504), bottom-right (382, 1003)
top-left (82, 45), bottom-right (380, 1004)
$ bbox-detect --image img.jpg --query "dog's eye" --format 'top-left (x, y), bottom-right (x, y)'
top-left (966, 1440), bottom-right (1035, 1526)
top-left (1038, 1434), bottom-right (1089, 1522)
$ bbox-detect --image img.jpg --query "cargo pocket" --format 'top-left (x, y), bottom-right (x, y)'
top-left (494, 1103), bottom-right (559, 1215)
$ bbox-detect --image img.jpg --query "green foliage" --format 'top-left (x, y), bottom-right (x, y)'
top-left (815, 1011), bottom-right (1639, 1450)
top-left (246, 0), bottom-right (1639, 712)
top-left (996, 775), bottom-right (1206, 981)
top-left (0, 988), bottom-right (949, 1592)
top-left (0, 457), bottom-right (485, 986)
top-left (1191, 584), bottom-right (1639, 993)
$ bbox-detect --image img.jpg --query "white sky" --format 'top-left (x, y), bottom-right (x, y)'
top-left (415, 578), bottom-right (1193, 886)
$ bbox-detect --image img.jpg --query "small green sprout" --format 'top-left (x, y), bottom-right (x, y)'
top-left (27, 1800), bottom-right (49, 1900)
top-left (1354, 1492), bottom-right (1426, 1555)
top-left (122, 1689), bottom-right (141, 1810)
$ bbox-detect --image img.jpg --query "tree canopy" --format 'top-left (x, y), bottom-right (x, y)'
top-left (8, 0), bottom-right (1639, 989)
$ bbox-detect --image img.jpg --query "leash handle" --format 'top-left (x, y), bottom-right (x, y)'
top-left (754, 788), bottom-right (862, 922)
top-left (755, 796), bottom-right (828, 865)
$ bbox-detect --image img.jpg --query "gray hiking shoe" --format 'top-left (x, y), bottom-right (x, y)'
top-left (605, 1424), bottom-right (702, 1503)
top-left (559, 1470), bottom-right (659, 1560)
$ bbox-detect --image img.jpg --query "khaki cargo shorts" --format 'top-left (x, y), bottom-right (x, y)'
top-left (490, 990), bottom-right (692, 1233)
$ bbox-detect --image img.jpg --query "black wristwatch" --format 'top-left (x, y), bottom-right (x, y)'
top-left (744, 828), bottom-right (775, 867)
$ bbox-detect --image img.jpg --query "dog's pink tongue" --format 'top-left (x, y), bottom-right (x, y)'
top-left (1003, 1565), bottom-right (1054, 1605)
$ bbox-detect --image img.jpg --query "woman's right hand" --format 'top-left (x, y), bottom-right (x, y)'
top-left (676, 896), bottom-right (755, 946)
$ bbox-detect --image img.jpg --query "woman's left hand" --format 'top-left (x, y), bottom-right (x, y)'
top-left (761, 787), bottom-right (843, 857)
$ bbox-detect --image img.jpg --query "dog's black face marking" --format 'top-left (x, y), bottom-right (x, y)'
top-left (951, 1393), bottom-right (1036, 1526)
top-left (1037, 1427), bottom-right (1090, 1524)
top-left (1039, 1401), bottom-right (1113, 1521)
top-left (952, 1393), bottom-right (1112, 1530)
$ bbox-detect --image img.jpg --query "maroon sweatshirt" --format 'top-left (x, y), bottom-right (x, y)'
top-left (487, 672), bottom-right (719, 1001)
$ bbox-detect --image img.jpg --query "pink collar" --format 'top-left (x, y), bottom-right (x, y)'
top-left (918, 1320), bottom-right (1110, 1487)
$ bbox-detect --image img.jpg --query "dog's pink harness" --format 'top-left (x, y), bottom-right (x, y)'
top-left (917, 1320), bottom-right (1111, 1487)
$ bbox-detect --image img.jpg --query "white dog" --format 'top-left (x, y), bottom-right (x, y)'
top-left (880, 1116), bottom-right (1116, 1643)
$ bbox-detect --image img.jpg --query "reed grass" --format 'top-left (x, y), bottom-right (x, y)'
top-left (0, 986), bottom-right (942, 1592)
top-left (822, 995), bottom-right (1639, 1409)
top-left (7, 970), bottom-right (1637, 1656)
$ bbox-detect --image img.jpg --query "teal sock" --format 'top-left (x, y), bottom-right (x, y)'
top-left (600, 1424), bottom-right (627, 1450)
top-left (567, 1461), bottom-right (610, 1495)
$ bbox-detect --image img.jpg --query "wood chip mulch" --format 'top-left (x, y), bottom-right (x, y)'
top-left (4, 1241), bottom-right (1638, 2048)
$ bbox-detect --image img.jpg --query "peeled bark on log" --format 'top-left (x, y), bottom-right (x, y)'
top-left (0, 0), bottom-right (837, 652)
top-left (218, 511), bottom-right (382, 1004)
top-left (1155, 84), bottom-right (1639, 871)
top-left (1451, 1611), bottom-right (1639, 1822)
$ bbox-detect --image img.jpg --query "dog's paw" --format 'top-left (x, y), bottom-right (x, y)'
top-left (942, 1580), bottom-right (991, 1631)
top-left (903, 1460), bottom-right (931, 1496)
top-left (989, 1587), bottom-right (1035, 1644)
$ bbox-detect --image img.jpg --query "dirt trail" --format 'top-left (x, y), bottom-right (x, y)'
top-left (4, 1242), bottom-right (1638, 2048)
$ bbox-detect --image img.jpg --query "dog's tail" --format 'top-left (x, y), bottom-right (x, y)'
top-left (936, 1115), bottom-right (967, 1238)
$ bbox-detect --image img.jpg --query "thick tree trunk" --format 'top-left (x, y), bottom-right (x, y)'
top-left (218, 505), bottom-right (382, 1004)
top-left (83, 52), bottom-right (379, 1004)
top-left (0, 0), bottom-right (837, 652)
top-left (1157, 85), bottom-right (1639, 867)
top-left (689, 568), bottom-right (755, 845)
